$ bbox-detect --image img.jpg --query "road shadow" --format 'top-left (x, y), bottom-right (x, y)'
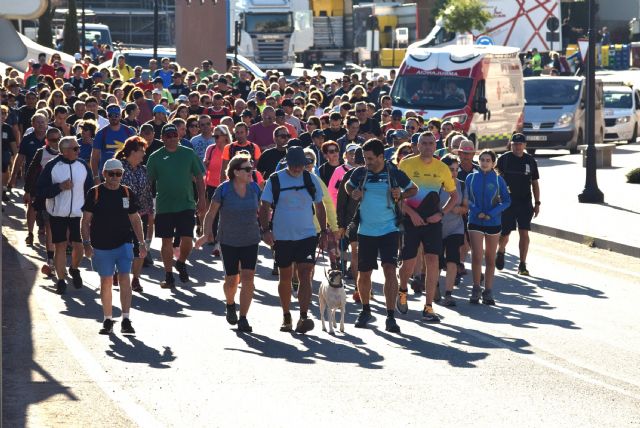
top-left (228, 331), bottom-right (384, 369)
top-left (105, 335), bottom-right (176, 369)
top-left (371, 328), bottom-right (489, 368)
top-left (2, 234), bottom-right (77, 428)
top-left (428, 322), bottom-right (534, 355)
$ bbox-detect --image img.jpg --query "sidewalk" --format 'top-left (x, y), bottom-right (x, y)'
top-left (531, 142), bottom-right (640, 258)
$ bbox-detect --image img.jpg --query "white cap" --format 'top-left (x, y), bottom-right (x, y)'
top-left (74, 53), bottom-right (82, 60)
top-left (103, 158), bottom-right (124, 171)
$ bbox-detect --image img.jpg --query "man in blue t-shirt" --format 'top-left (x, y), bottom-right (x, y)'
top-left (346, 138), bottom-right (417, 333)
top-left (91, 104), bottom-right (134, 184)
top-left (153, 57), bottom-right (174, 88)
top-left (259, 146), bottom-right (327, 334)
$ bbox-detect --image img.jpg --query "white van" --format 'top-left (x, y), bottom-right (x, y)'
top-left (602, 84), bottom-right (640, 143)
top-left (390, 44), bottom-right (524, 151)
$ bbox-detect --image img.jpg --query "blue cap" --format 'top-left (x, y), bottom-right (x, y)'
top-left (153, 105), bottom-right (169, 115)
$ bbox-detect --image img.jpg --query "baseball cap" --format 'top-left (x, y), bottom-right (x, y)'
top-left (255, 91), bottom-right (266, 100)
top-left (92, 72), bottom-right (102, 79)
top-left (286, 138), bottom-right (304, 148)
top-left (62, 82), bottom-right (74, 91)
top-left (281, 99), bottom-right (294, 108)
top-left (241, 109), bottom-right (253, 117)
top-left (74, 53), bottom-right (82, 60)
top-left (141, 71), bottom-right (150, 79)
top-left (106, 105), bottom-right (121, 116)
top-left (153, 77), bottom-right (164, 84)
top-left (103, 158), bottom-right (124, 171)
top-left (286, 146), bottom-right (312, 166)
top-left (153, 104), bottom-right (169, 115)
top-left (217, 77), bottom-right (228, 85)
top-left (456, 140), bottom-right (475, 153)
top-left (311, 129), bottom-right (324, 139)
top-left (271, 90), bottom-right (282, 98)
top-left (345, 143), bottom-right (359, 153)
top-left (275, 108), bottom-right (286, 117)
top-left (152, 88), bottom-right (163, 95)
top-left (177, 94), bottom-right (188, 102)
top-left (391, 109), bottom-right (403, 118)
top-left (161, 123), bottom-right (178, 136)
top-left (385, 129), bottom-right (396, 145)
top-left (511, 133), bottom-right (526, 144)
top-left (392, 129), bottom-right (410, 140)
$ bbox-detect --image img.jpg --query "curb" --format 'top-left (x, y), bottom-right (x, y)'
top-left (531, 223), bottom-right (640, 259)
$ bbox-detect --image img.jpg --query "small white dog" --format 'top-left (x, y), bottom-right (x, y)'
top-left (318, 269), bottom-right (347, 333)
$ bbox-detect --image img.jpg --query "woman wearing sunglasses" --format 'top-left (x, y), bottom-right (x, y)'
top-left (196, 153), bottom-right (261, 333)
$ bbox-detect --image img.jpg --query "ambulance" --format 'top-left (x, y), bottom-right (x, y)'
top-left (390, 44), bottom-right (524, 151)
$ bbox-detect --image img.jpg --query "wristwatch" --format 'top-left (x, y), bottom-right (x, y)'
top-left (82, 239), bottom-right (91, 246)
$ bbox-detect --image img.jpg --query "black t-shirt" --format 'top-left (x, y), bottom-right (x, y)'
top-left (256, 147), bottom-right (286, 179)
top-left (319, 162), bottom-right (339, 186)
top-left (145, 120), bottom-right (166, 140)
top-left (236, 81), bottom-right (251, 100)
top-left (144, 139), bottom-right (165, 164)
top-left (18, 105), bottom-right (36, 132)
top-left (82, 185), bottom-right (140, 250)
top-left (2, 123), bottom-right (16, 153)
top-left (457, 162), bottom-right (480, 182)
top-left (188, 105), bottom-right (204, 116)
top-left (358, 118), bottom-right (381, 138)
top-left (323, 127), bottom-right (347, 142)
top-left (496, 152), bottom-right (539, 204)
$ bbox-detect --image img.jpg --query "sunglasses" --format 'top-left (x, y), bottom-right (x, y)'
top-left (235, 166), bottom-right (253, 173)
top-left (106, 171), bottom-right (123, 177)
top-left (356, 109), bottom-right (367, 113)
top-left (406, 126), bottom-right (416, 130)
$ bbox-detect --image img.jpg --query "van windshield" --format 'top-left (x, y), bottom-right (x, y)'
top-left (525, 80), bottom-right (581, 105)
top-left (604, 91), bottom-right (633, 109)
top-left (390, 75), bottom-right (473, 110)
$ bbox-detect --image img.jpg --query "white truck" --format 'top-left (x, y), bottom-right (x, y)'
top-left (411, 0), bottom-right (562, 53)
top-left (228, 0), bottom-right (312, 74)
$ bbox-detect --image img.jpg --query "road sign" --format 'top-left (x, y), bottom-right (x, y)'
top-left (476, 36), bottom-right (494, 46)
top-left (546, 32), bottom-right (560, 42)
top-left (547, 17), bottom-right (560, 32)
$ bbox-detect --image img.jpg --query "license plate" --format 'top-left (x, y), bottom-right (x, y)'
top-left (526, 135), bottom-right (547, 141)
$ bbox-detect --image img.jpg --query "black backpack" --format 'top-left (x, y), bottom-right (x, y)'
top-left (228, 142), bottom-right (257, 161)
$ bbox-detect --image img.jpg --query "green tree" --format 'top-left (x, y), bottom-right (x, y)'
top-left (439, 0), bottom-right (492, 34)
top-left (430, 0), bottom-right (448, 26)
top-left (37, 4), bottom-right (54, 48)
top-left (62, 0), bottom-right (80, 55)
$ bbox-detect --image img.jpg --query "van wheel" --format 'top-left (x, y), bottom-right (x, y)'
top-left (570, 129), bottom-right (582, 154)
top-left (629, 124), bottom-right (638, 144)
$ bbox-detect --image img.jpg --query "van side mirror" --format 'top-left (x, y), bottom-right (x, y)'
top-left (474, 97), bottom-right (488, 114)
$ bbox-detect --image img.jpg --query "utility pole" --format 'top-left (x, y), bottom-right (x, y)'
top-left (153, 0), bottom-right (159, 61)
top-left (81, 0), bottom-right (86, 56)
top-left (578, 0), bottom-right (604, 203)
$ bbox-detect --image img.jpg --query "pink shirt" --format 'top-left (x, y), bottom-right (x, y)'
top-left (327, 164), bottom-right (352, 206)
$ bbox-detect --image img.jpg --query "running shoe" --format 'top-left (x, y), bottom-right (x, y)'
top-left (354, 310), bottom-right (373, 328)
top-left (482, 289), bottom-right (496, 306)
top-left (69, 268), bottom-right (83, 289)
top-left (443, 294), bottom-right (457, 307)
top-left (25, 233), bottom-right (34, 246)
top-left (280, 314), bottom-right (293, 332)
top-left (385, 316), bottom-right (401, 333)
top-left (352, 289), bottom-right (361, 303)
top-left (237, 317), bottom-right (253, 333)
top-left (99, 319), bottom-right (114, 335)
top-left (496, 251), bottom-right (505, 271)
top-left (160, 274), bottom-right (176, 289)
top-left (470, 285), bottom-right (482, 304)
top-left (212, 242), bottom-right (221, 257)
top-left (295, 318), bottom-right (314, 334)
top-left (175, 260), bottom-right (189, 283)
top-left (131, 277), bottom-right (143, 293)
top-left (518, 263), bottom-right (530, 276)
top-left (226, 303), bottom-right (238, 325)
top-left (454, 273), bottom-right (462, 286)
top-left (422, 305), bottom-right (440, 323)
top-left (55, 279), bottom-right (67, 295)
top-left (121, 318), bottom-right (135, 334)
top-left (2, 191), bottom-right (9, 202)
top-left (396, 289), bottom-right (409, 314)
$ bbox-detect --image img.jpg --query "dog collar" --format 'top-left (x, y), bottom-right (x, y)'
top-left (328, 282), bottom-right (344, 289)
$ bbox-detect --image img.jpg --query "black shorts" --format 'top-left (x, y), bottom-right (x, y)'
top-left (2, 152), bottom-right (11, 173)
top-left (468, 223), bottom-right (502, 235)
top-left (155, 210), bottom-right (195, 239)
top-left (501, 203), bottom-right (534, 234)
top-left (401, 222), bottom-right (442, 260)
top-left (358, 232), bottom-right (399, 272)
top-left (49, 216), bottom-right (81, 244)
top-left (274, 235), bottom-right (319, 268)
top-left (221, 243), bottom-right (259, 275)
top-left (440, 234), bottom-right (464, 267)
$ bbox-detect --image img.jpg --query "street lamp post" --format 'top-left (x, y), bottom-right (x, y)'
top-left (578, 0), bottom-right (604, 203)
top-left (81, 0), bottom-right (86, 57)
top-left (153, 0), bottom-right (159, 61)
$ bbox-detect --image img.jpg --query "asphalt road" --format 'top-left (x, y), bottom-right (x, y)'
top-left (2, 191), bottom-right (640, 427)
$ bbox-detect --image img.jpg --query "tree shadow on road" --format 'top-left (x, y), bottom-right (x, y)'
top-left (228, 332), bottom-right (384, 369)
top-left (371, 328), bottom-right (489, 368)
top-left (427, 322), bottom-right (534, 355)
top-left (106, 334), bottom-right (176, 369)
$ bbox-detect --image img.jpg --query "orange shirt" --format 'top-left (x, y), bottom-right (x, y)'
top-left (204, 143), bottom-right (225, 187)
top-left (222, 141), bottom-right (262, 161)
